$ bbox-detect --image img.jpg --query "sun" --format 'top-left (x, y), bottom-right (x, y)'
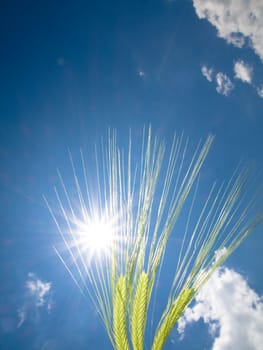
top-left (73, 215), bottom-right (116, 259)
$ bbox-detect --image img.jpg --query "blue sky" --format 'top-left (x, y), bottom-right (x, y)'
top-left (0, 1), bottom-right (263, 349)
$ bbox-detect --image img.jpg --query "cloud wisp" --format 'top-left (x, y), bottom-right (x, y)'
top-left (215, 72), bottom-right (234, 96)
top-left (193, 0), bottom-right (263, 61)
top-left (256, 86), bottom-right (263, 98)
top-left (26, 272), bottom-right (52, 307)
top-left (201, 65), bottom-right (214, 82)
top-left (234, 60), bottom-right (253, 84)
top-left (17, 273), bottom-right (52, 328)
top-left (178, 267), bottom-right (263, 350)
top-left (201, 61), bottom-right (263, 98)
top-left (201, 65), bottom-right (234, 96)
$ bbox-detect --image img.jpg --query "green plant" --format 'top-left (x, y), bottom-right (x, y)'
top-left (45, 127), bottom-right (262, 350)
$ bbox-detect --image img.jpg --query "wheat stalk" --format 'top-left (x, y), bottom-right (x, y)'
top-left (113, 275), bottom-right (130, 350)
top-left (151, 288), bottom-right (194, 350)
top-left (131, 271), bottom-right (149, 350)
top-left (46, 127), bottom-right (262, 350)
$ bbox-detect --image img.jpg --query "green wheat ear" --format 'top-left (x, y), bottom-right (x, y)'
top-left (47, 127), bottom-right (262, 350)
top-left (113, 275), bottom-right (130, 350)
top-left (151, 288), bottom-right (194, 350)
top-left (131, 271), bottom-right (149, 350)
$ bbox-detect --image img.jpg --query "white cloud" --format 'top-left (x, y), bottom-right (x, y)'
top-left (193, 0), bottom-right (263, 61)
top-left (178, 267), bottom-right (263, 350)
top-left (201, 65), bottom-right (214, 82)
top-left (17, 273), bottom-right (52, 328)
top-left (26, 272), bottom-right (52, 307)
top-left (214, 247), bottom-right (227, 262)
top-left (256, 85), bottom-right (263, 98)
top-left (17, 308), bottom-right (26, 328)
top-left (201, 66), bottom-right (234, 96)
top-left (138, 69), bottom-right (146, 78)
top-left (234, 60), bottom-right (253, 84)
top-left (215, 72), bottom-right (234, 96)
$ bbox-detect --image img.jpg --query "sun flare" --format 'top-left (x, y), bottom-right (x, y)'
top-left (74, 217), bottom-right (115, 258)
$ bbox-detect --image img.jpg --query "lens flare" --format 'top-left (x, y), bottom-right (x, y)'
top-left (73, 216), bottom-right (115, 258)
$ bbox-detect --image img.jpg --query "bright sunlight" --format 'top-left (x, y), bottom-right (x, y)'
top-left (74, 216), bottom-right (115, 258)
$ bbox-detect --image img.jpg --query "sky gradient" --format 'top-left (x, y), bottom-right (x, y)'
top-left (0, 1), bottom-right (263, 349)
